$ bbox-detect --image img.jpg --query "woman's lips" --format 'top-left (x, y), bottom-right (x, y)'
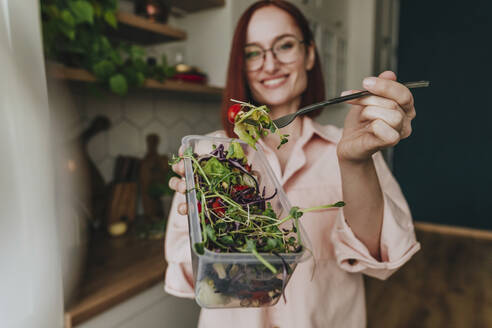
top-left (261, 74), bottom-right (289, 88)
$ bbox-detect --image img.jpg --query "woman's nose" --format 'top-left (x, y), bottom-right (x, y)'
top-left (262, 50), bottom-right (279, 73)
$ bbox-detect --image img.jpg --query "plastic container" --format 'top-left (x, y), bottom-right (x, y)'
top-left (181, 135), bottom-right (311, 308)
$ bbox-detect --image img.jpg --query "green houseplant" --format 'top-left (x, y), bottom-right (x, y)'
top-left (41, 0), bottom-right (175, 95)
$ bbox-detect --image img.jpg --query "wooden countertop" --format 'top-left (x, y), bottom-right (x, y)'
top-left (63, 221), bottom-right (490, 327)
top-left (414, 221), bottom-right (492, 240)
top-left (64, 230), bottom-right (167, 328)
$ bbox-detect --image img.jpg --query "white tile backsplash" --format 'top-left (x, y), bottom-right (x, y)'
top-left (108, 120), bottom-right (143, 157)
top-left (61, 86), bottom-right (222, 183)
top-left (140, 120), bottom-right (169, 155)
top-left (123, 93), bottom-right (155, 128)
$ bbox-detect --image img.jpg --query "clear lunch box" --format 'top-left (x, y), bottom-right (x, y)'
top-left (181, 135), bottom-right (311, 308)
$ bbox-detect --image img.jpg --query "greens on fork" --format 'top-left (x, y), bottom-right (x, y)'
top-left (228, 100), bottom-right (289, 150)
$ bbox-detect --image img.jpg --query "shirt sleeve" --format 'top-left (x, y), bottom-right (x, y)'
top-left (331, 151), bottom-right (421, 280)
top-left (164, 191), bottom-right (195, 298)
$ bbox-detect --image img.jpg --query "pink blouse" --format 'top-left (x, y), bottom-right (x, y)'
top-left (164, 116), bottom-right (420, 328)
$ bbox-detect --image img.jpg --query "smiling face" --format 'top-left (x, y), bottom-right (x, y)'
top-left (245, 6), bottom-right (315, 109)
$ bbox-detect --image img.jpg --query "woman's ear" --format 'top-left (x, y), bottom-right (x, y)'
top-left (305, 42), bottom-right (315, 71)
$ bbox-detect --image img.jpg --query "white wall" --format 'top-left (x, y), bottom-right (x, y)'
top-left (78, 285), bottom-right (200, 328)
top-left (346, 0), bottom-right (376, 88)
top-left (149, 1), bottom-right (234, 87)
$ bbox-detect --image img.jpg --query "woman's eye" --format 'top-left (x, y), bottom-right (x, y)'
top-left (245, 51), bottom-right (262, 60)
top-left (277, 41), bottom-right (294, 51)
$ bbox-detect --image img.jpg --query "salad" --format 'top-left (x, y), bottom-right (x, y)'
top-left (170, 141), bottom-right (344, 307)
top-left (228, 100), bottom-right (289, 150)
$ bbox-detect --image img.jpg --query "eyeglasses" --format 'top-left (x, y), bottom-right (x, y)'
top-left (244, 35), bottom-right (306, 72)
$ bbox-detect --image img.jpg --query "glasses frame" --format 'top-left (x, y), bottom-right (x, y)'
top-left (244, 34), bottom-right (306, 72)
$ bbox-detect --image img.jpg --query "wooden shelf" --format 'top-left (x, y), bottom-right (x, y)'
top-left (169, 0), bottom-right (225, 13)
top-left (64, 230), bottom-right (166, 328)
top-left (111, 11), bottom-right (186, 45)
top-left (47, 64), bottom-right (224, 97)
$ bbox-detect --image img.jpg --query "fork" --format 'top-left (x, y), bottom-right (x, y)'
top-left (271, 80), bottom-right (430, 128)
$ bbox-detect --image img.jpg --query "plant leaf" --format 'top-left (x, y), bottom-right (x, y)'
top-left (130, 45), bottom-right (145, 62)
top-left (104, 10), bottom-right (117, 29)
top-left (61, 28), bottom-right (76, 40)
top-left (289, 206), bottom-right (303, 219)
top-left (69, 0), bottom-right (94, 25)
top-left (92, 60), bottom-right (115, 80)
top-left (109, 74), bottom-right (128, 95)
top-left (183, 147), bottom-right (193, 157)
top-left (60, 10), bottom-right (75, 27)
top-left (204, 225), bottom-right (216, 241)
top-left (194, 242), bottom-right (205, 255)
top-left (219, 236), bottom-right (234, 245)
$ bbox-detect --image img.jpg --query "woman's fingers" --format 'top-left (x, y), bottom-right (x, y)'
top-left (361, 106), bottom-right (404, 131)
top-left (362, 77), bottom-right (415, 114)
top-left (172, 145), bottom-right (187, 177)
top-left (342, 92), bottom-right (400, 110)
top-left (177, 203), bottom-right (188, 215)
top-left (378, 70), bottom-right (397, 81)
top-left (172, 160), bottom-right (185, 177)
top-left (367, 119), bottom-right (401, 148)
top-left (169, 176), bottom-right (187, 194)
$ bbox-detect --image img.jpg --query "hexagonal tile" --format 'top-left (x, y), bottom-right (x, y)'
top-left (154, 96), bottom-right (188, 127)
top-left (122, 92), bottom-right (154, 127)
top-left (87, 131), bottom-right (109, 163)
top-left (97, 157), bottom-right (115, 184)
top-left (165, 120), bottom-right (194, 154)
top-left (203, 110), bottom-right (222, 131)
top-left (140, 121), bottom-right (169, 156)
top-left (108, 120), bottom-right (140, 157)
top-left (86, 93), bottom-right (122, 124)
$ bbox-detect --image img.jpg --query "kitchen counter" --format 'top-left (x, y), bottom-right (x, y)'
top-left (64, 229), bottom-right (167, 328)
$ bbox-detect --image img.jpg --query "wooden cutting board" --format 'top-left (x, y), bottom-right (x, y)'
top-left (139, 133), bottom-right (169, 221)
top-left (107, 156), bottom-right (139, 226)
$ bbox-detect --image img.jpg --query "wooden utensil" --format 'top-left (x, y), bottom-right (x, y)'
top-left (139, 133), bottom-right (169, 221)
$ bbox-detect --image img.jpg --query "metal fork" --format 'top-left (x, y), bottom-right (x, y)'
top-left (272, 80), bottom-right (430, 128)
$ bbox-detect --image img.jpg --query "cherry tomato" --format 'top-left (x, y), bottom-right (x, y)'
top-left (227, 104), bottom-right (242, 124)
top-left (212, 198), bottom-right (225, 215)
top-left (231, 185), bottom-right (249, 195)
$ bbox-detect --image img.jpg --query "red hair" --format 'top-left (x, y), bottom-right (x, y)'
top-left (221, 0), bottom-right (325, 137)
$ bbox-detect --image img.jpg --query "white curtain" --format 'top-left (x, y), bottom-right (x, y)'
top-left (0, 0), bottom-right (63, 327)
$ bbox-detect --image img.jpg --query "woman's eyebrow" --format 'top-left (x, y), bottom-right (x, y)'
top-left (244, 33), bottom-right (298, 48)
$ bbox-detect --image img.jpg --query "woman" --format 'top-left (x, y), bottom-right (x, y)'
top-left (166, 1), bottom-right (420, 327)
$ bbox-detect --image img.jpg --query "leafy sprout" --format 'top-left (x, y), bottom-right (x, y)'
top-left (170, 143), bottom-right (345, 274)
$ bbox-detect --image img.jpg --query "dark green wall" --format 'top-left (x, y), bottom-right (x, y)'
top-left (394, 0), bottom-right (492, 229)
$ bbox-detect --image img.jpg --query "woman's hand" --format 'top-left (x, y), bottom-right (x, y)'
top-left (168, 146), bottom-right (188, 215)
top-left (337, 71), bottom-right (416, 163)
